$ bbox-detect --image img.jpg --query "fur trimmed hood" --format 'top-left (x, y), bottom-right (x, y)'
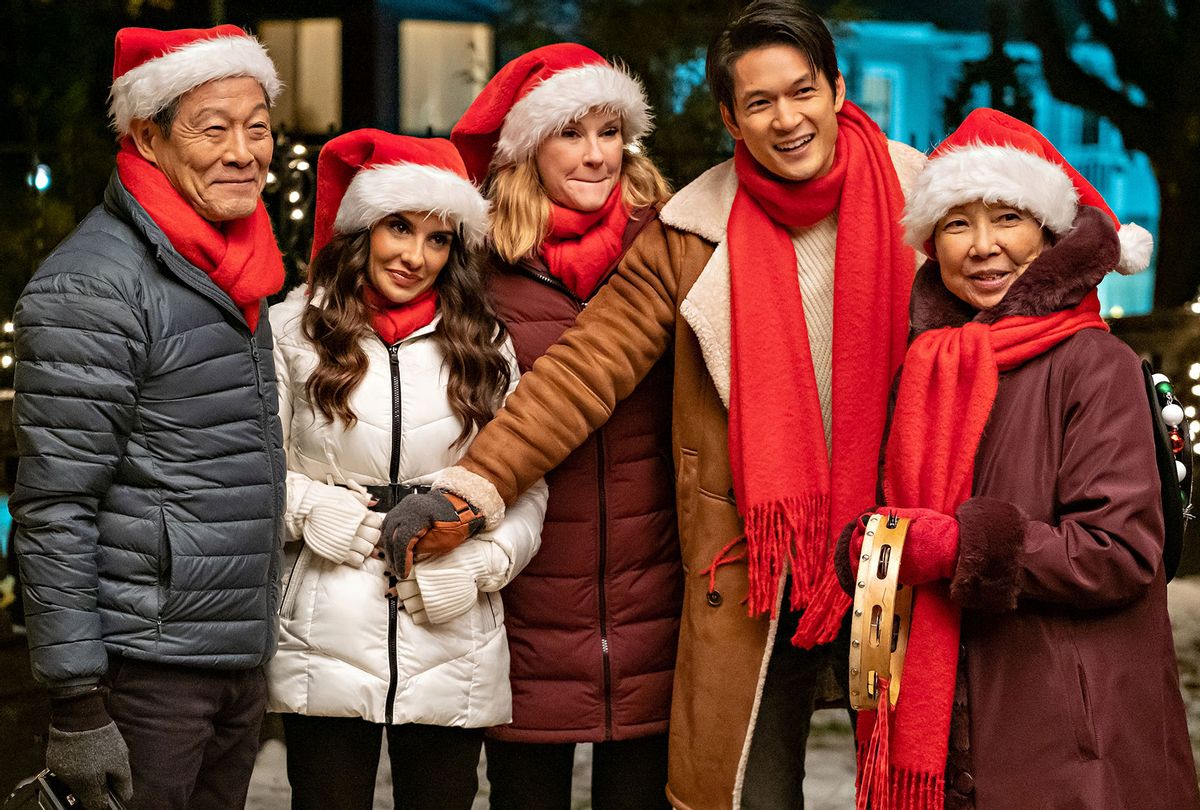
top-left (910, 204), bottom-right (1120, 336)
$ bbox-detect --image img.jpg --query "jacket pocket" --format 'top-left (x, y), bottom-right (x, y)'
top-left (483, 591), bottom-right (501, 632)
top-left (156, 506), bottom-right (174, 625)
top-left (677, 448), bottom-right (700, 550)
top-left (1060, 630), bottom-right (1101, 760)
top-left (279, 544), bottom-right (313, 621)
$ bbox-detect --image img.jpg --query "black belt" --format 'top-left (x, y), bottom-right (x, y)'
top-left (338, 482), bottom-right (432, 513)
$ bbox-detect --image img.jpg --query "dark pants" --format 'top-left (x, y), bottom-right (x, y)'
top-left (485, 733), bottom-right (670, 810)
top-left (281, 713), bottom-right (484, 810)
top-left (740, 610), bottom-right (853, 810)
top-left (102, 655), bottom-right (267, 810)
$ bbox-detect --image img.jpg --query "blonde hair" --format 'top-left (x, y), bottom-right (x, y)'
top-left (486, 147), bottom-right (671, 265)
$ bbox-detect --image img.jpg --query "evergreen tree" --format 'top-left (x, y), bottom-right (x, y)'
top-left (943, 1), bottom-right (1034, 132)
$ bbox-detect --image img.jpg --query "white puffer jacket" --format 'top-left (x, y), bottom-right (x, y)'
top-left (265, 287), bottom-right (547, 727)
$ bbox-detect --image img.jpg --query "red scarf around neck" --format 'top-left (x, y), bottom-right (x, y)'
top-left (542, 183), bottom-right (629, 300)
top-left (854, 291), bottom-right (1108, 810)
top-left (362, 284), bottom-right (438, 345)
top-left (727, 102), bottom-right (913, 634)
top-left (116, 141), bottom-right (283, 332)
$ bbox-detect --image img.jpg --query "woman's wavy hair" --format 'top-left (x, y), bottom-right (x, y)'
top-left (485, 141), bottom-right (672, 264)
top-left (302, 223), bottom-right (511, 448)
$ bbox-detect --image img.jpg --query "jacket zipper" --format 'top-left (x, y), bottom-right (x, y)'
top-left (517, 263), bottom-right (616, 738)
top-left (516, 265), bottom-right (587, 308)
top-left (384, 341), bottom-right (402, 725)
top-left (597, 431), bottom-right (613, 740)
top-left (250, 337), bottom-right (283, 622)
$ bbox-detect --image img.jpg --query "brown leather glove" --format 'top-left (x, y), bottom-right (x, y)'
top-left (380, 490), bottom-right (485, 579)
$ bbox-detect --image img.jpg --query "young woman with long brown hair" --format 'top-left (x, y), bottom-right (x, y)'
top-left (263, 130), bottom-right (547, 810)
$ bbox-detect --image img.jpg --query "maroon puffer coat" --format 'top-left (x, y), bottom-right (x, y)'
top-left (485, 210), bottom-right (682, 743)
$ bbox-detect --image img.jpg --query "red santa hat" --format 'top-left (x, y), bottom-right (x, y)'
top-left (902, 107), bottom-right (1153, 275)
top-left (109, 25), bottom-right (282, 137)
top-left (450, 42), bottom-right (653, 182)
top-left (310, 129), bottom-right (489, 261)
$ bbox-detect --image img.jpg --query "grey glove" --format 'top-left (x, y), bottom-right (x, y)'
top-left (380, 490), bottom-right (484, 579)
top-left (46, 721), bottom-right (133, 809)
top-left (46, 686), bottom-right (133, 809)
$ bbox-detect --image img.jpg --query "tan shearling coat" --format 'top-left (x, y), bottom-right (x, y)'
top-left (448, 144), bottom-right (925, 809)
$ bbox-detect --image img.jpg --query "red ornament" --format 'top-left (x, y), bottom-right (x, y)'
top-left (1171, 430), bottom-right (1185, 454)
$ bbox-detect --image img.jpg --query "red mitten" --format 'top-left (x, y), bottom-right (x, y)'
top-left (887, 507), bottom-right (960, 585)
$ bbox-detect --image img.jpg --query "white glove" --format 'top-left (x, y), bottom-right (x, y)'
top-left (299, 483), bottom-right (382, 567)
top-left (395, 573), bottom-right (429, 624)
top-left (404, 541), bottom-right (497, 625)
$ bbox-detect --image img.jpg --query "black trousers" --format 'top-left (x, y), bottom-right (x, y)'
top-left (485, 733), bottom-right (670, 810)
top-left (102, 655), bottom-right (267, 810)
top-left (739, 610), bottom-right (854, 810)
top-left (281, 713), bottom-right (484, 810)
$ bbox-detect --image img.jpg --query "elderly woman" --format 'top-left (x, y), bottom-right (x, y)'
top-left (446, 44), bottom-right (678, 810)
top-left (839, 109), bottom-right (1199, 809)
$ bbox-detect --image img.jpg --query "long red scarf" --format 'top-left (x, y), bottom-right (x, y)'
top-left (362, 284), bottom-right (438, 345)
top-left (727, 102), bottom-right (913, 633)
top-left (542, 183), bottom-right (629, 300)
top-left (855, 291), bottom-right (1108, 809)
top-left (116, 141), bottom-right (283, 332)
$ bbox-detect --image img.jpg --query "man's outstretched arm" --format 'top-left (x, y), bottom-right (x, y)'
top-left (381, 219), bottom-right (686, 571)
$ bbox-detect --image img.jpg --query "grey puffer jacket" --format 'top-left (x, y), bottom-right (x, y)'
top-left (12, 172), bottom-right (286, 687)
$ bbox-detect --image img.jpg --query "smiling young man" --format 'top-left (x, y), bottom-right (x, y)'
top-left (12, 26), bottom-right (285, 809)
top-left (384, 2), bottom-right (924, 807)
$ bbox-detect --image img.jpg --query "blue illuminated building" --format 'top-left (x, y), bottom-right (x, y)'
top-left (835, 20), bottom-right (1158, 316)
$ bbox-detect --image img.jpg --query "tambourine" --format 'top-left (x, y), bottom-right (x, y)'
top-left (849, 512), bottom-right (913, 711)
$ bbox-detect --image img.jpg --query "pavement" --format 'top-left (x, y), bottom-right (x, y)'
top-left (246, 576), bottom-right (1200, 809)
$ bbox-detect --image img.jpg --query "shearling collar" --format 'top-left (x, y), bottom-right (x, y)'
top-left (910, 205), bottom-right (1120, 336)
top-left (659, 141), bottom-right (926, 242)
top-left (666, 142), bottom-right (927, 410)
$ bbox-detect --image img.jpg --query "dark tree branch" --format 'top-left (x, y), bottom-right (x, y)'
top-left (1021, 0), bottom-right (1159, 154)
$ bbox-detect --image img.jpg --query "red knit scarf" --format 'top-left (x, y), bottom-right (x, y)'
top-left (363, 284), bottom-right (438, 345)
top-left (727, 102), bottom-right (913, 634)
top-left (542, 183), bottom-right (629, 300)
top-left (116, 141), bottom-right (284, 332)
top-left (855, 291), bottom-right (1108, 810)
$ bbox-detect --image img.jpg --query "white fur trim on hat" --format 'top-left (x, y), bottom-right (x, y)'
top-left (109, 35), bottom-right (282, 135)
top-left (333, 163), bottom-right (490, 252)
top-left (494, 63), bottom-right (652, 168)
top-left (1116, 221), bottom-right (1153, 274)
top-left (902, 143), bottom-right (1079, 252)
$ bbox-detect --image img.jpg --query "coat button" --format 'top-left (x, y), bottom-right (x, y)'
top-left (706, 590), bottom-right (723, 607)
top-left (953, 772), bottom-right (975, 794)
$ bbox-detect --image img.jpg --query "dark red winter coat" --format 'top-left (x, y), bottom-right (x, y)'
top-left (857, 207), bottom-right (1200, 808)
top-left (485, 209), bottom-right (682, 743)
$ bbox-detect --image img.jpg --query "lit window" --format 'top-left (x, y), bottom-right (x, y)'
top-left (859, 65), bottom-right (902, 137)
top-left (399, 20), bottom-right (493, 135)
top-left (259, 19), bottom-right (342, 134)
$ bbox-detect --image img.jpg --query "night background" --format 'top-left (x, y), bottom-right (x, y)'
top-left (2, 1), bottom-right (1199, 805)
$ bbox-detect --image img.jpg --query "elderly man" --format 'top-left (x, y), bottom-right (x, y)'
top-left (11, 25), bottom-right (285, 809)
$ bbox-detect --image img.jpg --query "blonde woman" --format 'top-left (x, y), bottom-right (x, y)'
top-left (448, 44), bottom-right (678, 810)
